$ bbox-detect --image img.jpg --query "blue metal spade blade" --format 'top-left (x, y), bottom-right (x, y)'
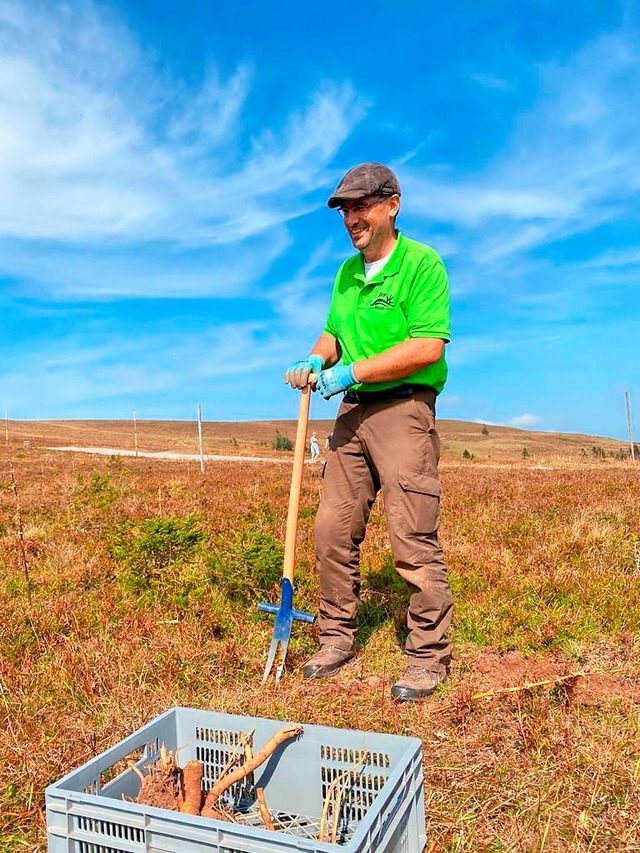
top-left (259, 578), bottom-right (315, 682)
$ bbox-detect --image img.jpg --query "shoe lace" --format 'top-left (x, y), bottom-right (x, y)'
top-left (404, 665), bottom-right (431, 677)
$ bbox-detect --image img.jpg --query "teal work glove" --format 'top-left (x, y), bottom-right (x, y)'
top-left (284, 354), bottom-right (324, 389)
top-left (316, 364), bottom-right (357, 399)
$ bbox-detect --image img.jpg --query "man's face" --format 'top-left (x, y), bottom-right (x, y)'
top-left (338, 194), bottom-right (399, 257)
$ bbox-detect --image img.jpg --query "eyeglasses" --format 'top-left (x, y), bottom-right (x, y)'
top-left (335, 196), bottom-right (389, 218)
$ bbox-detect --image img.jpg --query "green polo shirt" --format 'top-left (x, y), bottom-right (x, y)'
top-left (324, 232), bottom-right (450, 393)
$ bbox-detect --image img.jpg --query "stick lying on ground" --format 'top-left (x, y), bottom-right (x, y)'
top-left (467, 670), bottom-right (591, 700)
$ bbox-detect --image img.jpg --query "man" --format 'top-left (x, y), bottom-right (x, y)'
top-left (284, 163), bottom-right (453, 702)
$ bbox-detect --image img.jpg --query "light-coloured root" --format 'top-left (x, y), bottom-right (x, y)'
top-left (318, 754), bottom-right (368, 843)
top-left (178, 760), bottom-right (204, 815)
top-left (256, 787), bottom-right (275, 831)
top-left (159, 744), bottom-right (173, 771)
top-left (201, 725), bottom-right (302, 818)
top-left (128, 761), bottom-right (145, 783)
top-left (214, 728), bottom-right (255, 787)
top-left (469, 671), bottom-right (589, 701)
top-left (243, 732), bottom-right (254, 764)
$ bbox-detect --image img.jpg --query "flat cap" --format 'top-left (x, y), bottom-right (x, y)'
top-left (327, 163), bottom-right (401, 208)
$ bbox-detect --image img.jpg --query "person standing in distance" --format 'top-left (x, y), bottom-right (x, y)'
top-left (309, 431), bottom-right (320, 463)
top-left (284, 163), bottom-right (453, 702)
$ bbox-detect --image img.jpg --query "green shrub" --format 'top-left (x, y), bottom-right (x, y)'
top-left (611, 448), bottom-right (629, 460)
top-left (109, 513), bottom-right (205, 596)
top-left (272, 430), bottom-right (293, 451)
top-left (110, 511), bottom-right (284, 610)
top-left (73, 471), bottom-right (119, 509)
top-left (205, 526), bottom-right (283, 604)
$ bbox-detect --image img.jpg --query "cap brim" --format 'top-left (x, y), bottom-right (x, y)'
top-left (327, 189), bottom-right (401, 208)
top-left (327, 189), bottom-right (369, 208)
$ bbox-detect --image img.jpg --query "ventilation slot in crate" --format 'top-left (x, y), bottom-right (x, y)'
top-left (77, 816), bottom-right (144, 843)
top-left (78, 845), bottom-right (136, 853)
top-left (320, 744), bottom-right (391, 768)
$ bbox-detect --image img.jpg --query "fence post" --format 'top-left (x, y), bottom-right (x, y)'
top-left (197, 404), bottom-right (205, 473)
top-left (625, 391), bottom-right (635, 462)
top-left (133, 409), bottom-right (139, 457)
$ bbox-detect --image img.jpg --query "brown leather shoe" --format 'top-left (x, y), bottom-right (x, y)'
top-left (391, 665), bottom-right (447, 702)
top-left (301, 646), bottom-right (355, 680)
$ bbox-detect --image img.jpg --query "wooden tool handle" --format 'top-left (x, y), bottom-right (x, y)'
top-left (282, 386), bottom-right (311, 583)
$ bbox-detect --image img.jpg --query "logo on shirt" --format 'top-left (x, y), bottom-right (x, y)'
top-left (370, 293), bottom-right (394, 309)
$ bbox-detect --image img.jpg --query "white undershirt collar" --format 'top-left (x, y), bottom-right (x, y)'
top-left (364, 248), bottom-right (394, 280)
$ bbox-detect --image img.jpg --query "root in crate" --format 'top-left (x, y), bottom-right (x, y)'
top-left (201, 724), bottom-right (302, 818)
top-left (135, 725), bottom-right (304, 826)
top-left (179, 760), bottom-right (204, 815)
top-left (318, 753), bottom-right (368, 844)
top-left (135, 745), bottom-right (182, 811)
top-left (256, 787), bottom-right (275, 831)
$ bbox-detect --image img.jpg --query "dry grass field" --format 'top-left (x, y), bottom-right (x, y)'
top-left (1, 418), bottom-right (639, 851)
top-left (6, 416), bottom-right (630, 463)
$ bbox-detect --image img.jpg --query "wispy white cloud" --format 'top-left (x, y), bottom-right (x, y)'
top-left (510, 413), bottom-right (542, 427)
top-left (404, 181), bottom-right (573, 226)
top-left (267, 239), bottom-right (337, 341)
top-left (446, 337), bottom-right (509, 365)
top-left (166, 66), bottom-right (251, 155)
top-left (437, 393), bottom-right (462, 409)
top-left (471, 415), bottom-right (542, 429)
top-left (400, 30), bottom-right (640, 265)
top-left (470, 72), bottom-right (513, 91)
top-left (0, 317), bottom-right (292, 412)
top-left (580, 247), bottom-right (640, 269)
top-left (0, 0), bottom-right (365, 297)
top-left (0, 229), bottom-right (292, 299)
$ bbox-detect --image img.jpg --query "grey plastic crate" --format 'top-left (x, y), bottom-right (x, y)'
top-left (46, 706), bottom-right (425, 853)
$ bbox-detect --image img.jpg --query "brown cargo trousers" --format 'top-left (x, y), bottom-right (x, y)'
top-left (315, 386), bottom-right (453, 673)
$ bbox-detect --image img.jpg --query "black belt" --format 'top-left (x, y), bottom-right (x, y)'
top-left (344, 384), bottom-right (432, 404)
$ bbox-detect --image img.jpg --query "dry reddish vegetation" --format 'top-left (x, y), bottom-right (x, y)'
top-left (1, 421), bottom-right (639, 852)
top-left (6, 415), bottom-right (630, 462)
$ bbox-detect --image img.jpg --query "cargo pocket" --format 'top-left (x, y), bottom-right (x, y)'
top-left (398, 469), bottom-right (441, 536)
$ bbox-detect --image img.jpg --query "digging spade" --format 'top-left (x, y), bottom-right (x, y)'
top-left (259, 385), bottom-right (316, 682)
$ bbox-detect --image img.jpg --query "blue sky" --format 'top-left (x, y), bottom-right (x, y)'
top-left (1, 0), bottom-right (639, 440)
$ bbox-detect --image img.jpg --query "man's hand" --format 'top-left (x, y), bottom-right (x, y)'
top-left (284, 354), bottom-right (324, 389)
top-left (316, 364), bottom-right (357, 399)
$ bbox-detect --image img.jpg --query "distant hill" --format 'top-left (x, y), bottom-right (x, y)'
top-left (435, 419), bottom-right (633, 463)
top-left (6, 418), bottom-right (633, 465)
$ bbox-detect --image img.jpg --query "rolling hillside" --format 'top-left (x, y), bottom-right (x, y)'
top-left (5, 417), bottom-right (633, 465)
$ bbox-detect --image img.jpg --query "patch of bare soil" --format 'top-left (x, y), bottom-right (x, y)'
top-left (473, 650), bottom-right (566, 687)
top-left (466, 649), bottom-right (640, 706)
top-left (565, 673), bottom-right (640, 706)
top-left (286, 649), bottom-right (640, 708)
